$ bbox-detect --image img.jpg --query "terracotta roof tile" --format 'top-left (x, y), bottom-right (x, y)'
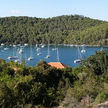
top-left (13, 67), bottom-right (19, 72)
top-left (48, 62), bottom-right (69, 69)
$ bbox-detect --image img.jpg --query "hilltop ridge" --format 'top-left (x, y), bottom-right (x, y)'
top-left (0, 15), bottom-right (108, 45)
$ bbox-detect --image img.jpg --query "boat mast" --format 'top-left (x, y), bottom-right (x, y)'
top-left (78, 46), bottom-right (82, 59)
top-left (47, 40), bottom-right (50, 56)
top-left (30, 45), bottom-right (33, 57)
top-left (57, 48), bottom-right (60, 62)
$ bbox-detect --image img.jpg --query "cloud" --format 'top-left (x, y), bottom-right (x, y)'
top-left (10, 10), bottom-right (21, 14)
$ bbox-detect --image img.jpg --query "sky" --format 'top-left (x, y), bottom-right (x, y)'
top-left (0, 0), bottom-right (108, 21)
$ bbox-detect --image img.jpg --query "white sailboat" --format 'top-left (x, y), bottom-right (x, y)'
top-left (41, 44), bottom-right (45, 48)
top-left (37, 52), bottom-right (41, 56)
top-left (100, 47), bottom-right (103, 51)
top-left (28, 45), bottom-right (33, 61)
top-left (36, 45), bottom-right (42, 56)
top-left (81, 44), bottom-right (86, 53)
top-left (56, 48), bottom-right (60, 62)
top-left (74, 46), bottom-right (82, 63)
top-left (52, 44), bottom-right (57, 51)
top-left (36, 47), bottom-right (40, 51)
top-left (14, 59), bottom-right (20, 63)
top-left (4, 47), bottom-right (9, 50)
top-left (24, 43), bottom-right (28, 46)
top-left (46, 40), bottom-right (50, 58)
top-left (28, 56), bottom-right (33, 61)
top-left (14, 55), bottom-right (21, 63)
top-left (14, 47), bottom-right (22, 64)
top-left (13, 44), bottom-right (16, 47)
top-left (35, 44), bottom-right (38, 48)
top-left (37, 48), bottom-right (42, 56)
top-left (1, 43), bottom-right (4, 46)
top-left (18, 47), bottom-right (23, 54)
top-left (8, 56), bottom-right (15, 60)
top-left (74, 59), bottom-right (81, 63)
top-left (8, 46), bottom-right (17, 60)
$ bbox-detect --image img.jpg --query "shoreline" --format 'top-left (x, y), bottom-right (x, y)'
top-left (0, 43), bottom-right (108, 47)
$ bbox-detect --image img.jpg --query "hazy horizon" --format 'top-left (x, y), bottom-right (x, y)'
top-left (0, 0), bottom-right (108, 21)
top-left (0, 14), bottom-right (107, 22)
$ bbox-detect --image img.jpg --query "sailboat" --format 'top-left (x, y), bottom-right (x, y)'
top-left (28, 45), bottom-right (33, 60)
top-left (81, 44), bottom-right (86, 53)
top-left (8, 56), bottom-right (15, 60)
top-left (56, 48), bottom-right (60, 62)
top-left (41, 44), bottom-right (45, 48)
top-left (13, 44), bottom-right (16, 47)
top-left (46, 40), bottom-right (50, 58)
top-left (4, 47), bottom-right (9, 51)
top-left (52, 44), bottom-right (57, 51)
top-left (14, 53), bottom-right (21, 64)
top-left (14, 47), bottom-right (23, 64)
top-left (37, 53), bottom-right (41, 56)
top-left (37, 49), bottom-right (42, 56)
top-left (36, 44), bottom-right (40, 51)
top-left (1, 43), bottom-right (4, 46)
top-left (28, 57), bottom-right (33, 61)
top-left (24, 43), bottom-right (28, 46)
top-left (35, 45), bottom-right (41, 56)
top-left (8, 46), bottom-right (17, 60)
top-left (100, 46), bottom-right (103, 51)
top-left (74, 46), bottom-right (82, 63)
top-left (18, 47), bottom-right (23, 54)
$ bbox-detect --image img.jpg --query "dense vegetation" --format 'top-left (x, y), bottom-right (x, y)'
top-left (0, 15), bottom-right (108, 45)
top-left (0, 50), bottom-right (108, 108)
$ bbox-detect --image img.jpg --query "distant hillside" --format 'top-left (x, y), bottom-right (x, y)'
top-left (0, 15), bottom-right (108, 45)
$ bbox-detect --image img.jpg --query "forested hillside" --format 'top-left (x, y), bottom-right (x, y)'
top-left (0, 15), bottom-right (108, 45)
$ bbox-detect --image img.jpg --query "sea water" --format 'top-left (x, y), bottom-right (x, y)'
top-left (0, 45), bottom-right (108, 68)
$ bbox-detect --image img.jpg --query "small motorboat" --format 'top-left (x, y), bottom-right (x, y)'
top-left (74, 59), bottom-right (81, 63)
top-left (46, 55), bottom-right (50, 58)
top-left (28, 57), bottom-right (33, 61)
top-left (8, 56), bottom-right (16, 60)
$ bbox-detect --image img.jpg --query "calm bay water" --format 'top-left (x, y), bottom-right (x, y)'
top-left (0, 45), bottom-right (108, 68)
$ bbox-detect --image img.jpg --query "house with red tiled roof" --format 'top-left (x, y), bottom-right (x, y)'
top-left (48, 62), bottom-right (69, 69)
top-left (13, 67), bottom-right (19, 72)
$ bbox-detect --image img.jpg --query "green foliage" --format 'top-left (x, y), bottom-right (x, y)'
top-left (0, 51), bottom-right (108, 107)
top-left (59, 51), bottom-right (108, 108)
top-left (0, 60), bottom-right (74, 107)
top-left (0, 15), bottom-right (108, 45)
top-left (0, 83), bottom-right (15, 108)
top-left (82, 50), bottom-right (108, 75)
top-left (95, 91), bottom-right (108, 103)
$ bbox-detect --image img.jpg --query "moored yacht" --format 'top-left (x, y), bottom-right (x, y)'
top-left (46, 40), bottom-right (50, 58)
top-left (28, 57), bottom-right (33, 61)
top-left (37, 52), bottom-right (41, 56)
top-left (74, 59), bottom-right (81, 63)
top-left (24, 43), bottom-right (28, 46)
top-left (81, 44), bottom-right (86, 53)
top-left (28, 45), bottom-right (33, 61)
top-left (41, 44), bottom-right (45, 48)
top-left (4, 47), bottom-right (9, 50)
top-left (18, 48), bottom-right (23, 54)
top-left (8, 56), bottom-right (16, 60)
top-left (1, 43), bottom-right (4, 46)
top-left (74, 46), bottom-right (82, 64)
